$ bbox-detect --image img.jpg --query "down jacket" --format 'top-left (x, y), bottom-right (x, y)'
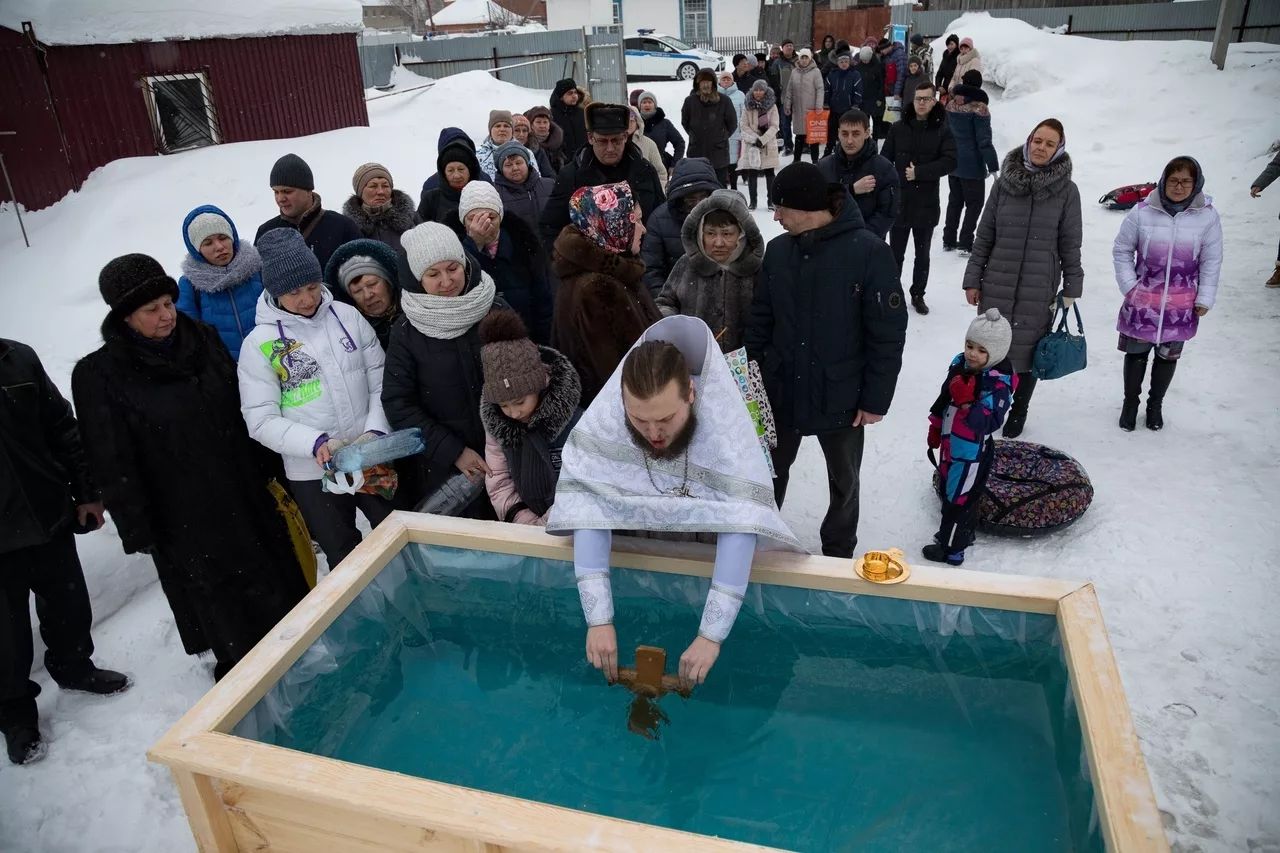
top-left (717, 83), bottom-right (746, 167)
top-left (945, 84), bottom-right (999, 180)
top-left (962, 147), bottom-right (1084, 373)
top-left (238, 288), bottom-right (390, 482)
top-left (177, 204), bottom-right (263, 360)
top-left (640, 157), bottom-right (722, 295)
top-left (495, 168), bottom-right (555, 234)
top-left (1113, 161), bottom-right (1222, 344)
top-left (443, 210), bottom-right (554, 345)
top-left (783, 61), bottom-right (825, 123)
top-left (642, 107), bottom-right (686, 167)
top-left (816, 140), bottom-right (899, 239)
top-left (681, 86), bottom-right (739, 171)
top-left (655, 190), bottom-right (764, 352)
top-left (880, 102), bottom-right (957, 228)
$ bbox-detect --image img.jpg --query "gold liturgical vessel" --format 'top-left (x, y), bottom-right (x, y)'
top-left (854, 548), bottom-right (910, 584)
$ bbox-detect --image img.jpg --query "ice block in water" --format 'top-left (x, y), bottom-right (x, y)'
top-left (333, 428), bottom-right (424, 473)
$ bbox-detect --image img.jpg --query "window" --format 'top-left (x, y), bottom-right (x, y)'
top-left (624, 37), bottom-right (642, 50)
top-left (142, 72), bottom-right (221, 154)
top-left (642, 38), bottom-right (671, 53)
top-left (680, 0), bottom-right (709, 44)
top-left (612, 0), bottom-right (622, 26)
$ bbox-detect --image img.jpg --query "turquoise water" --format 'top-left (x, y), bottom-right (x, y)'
top-left (236, 544), bottom-right (1102, 852)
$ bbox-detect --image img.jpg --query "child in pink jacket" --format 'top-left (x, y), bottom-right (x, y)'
top-left (478, 310), bottom-right (582, 524)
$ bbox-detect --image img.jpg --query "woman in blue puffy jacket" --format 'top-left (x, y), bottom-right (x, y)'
top-left (176, 205), bottom-right (263, 359)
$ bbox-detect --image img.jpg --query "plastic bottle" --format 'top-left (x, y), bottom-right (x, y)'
top-left (332, 428), bottom-right (424, 473)
top-left (416, 470), bottom-right (485, 516)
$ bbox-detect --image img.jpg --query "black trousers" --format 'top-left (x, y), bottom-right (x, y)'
top-left (943, 176), bottom-right (986, 250)
top-left (714, 165), bottom-right (731, 188)
top-left (0, 531), bottom-right (95, 731)
top-left (890, 224), bottom-right (935, 296)
top-left (771, 426), bottom-right (865, 558)
top-left (290, 479), bottom-right (394, 569)
top-left (740, 168), bottom-right (775, 205)
top-left (791, 136), bottom-right (820, 163)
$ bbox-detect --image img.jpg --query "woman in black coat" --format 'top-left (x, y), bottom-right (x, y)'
top-left (72, 255), bottom-right (308, 681)
top-left (381, 224), bottom-right (502, 517)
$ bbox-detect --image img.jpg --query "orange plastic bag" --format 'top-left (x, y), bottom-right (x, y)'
top-left (805, 109), bottom-right (830, 145)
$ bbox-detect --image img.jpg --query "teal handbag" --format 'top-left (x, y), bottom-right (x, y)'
top-left (1032, 297), bottom-right (1087, 380)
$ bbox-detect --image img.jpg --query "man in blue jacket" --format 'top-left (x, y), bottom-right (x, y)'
top-left (943, 70), bottom-right (1000, 253)
top-left (745, 163), bottom-right (908, 558)
top-left (816, 109), bottom-right (898, 240)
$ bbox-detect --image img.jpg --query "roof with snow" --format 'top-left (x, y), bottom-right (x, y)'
top-left (432, 0), bottom-right (510, 26)
top-left (0, 0), bottom-right (365, 46)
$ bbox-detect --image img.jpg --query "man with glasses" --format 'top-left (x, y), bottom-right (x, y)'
top-left (881, 83), bottom-right (956, 315)
top-left (539, 103), bottom-right (666, 247)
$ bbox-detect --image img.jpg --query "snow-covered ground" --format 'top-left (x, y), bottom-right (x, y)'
top-left (1, 15), bottom-right (1278, 852)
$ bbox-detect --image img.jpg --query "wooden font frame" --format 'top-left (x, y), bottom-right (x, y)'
top-left (148, 512), bottom-right (1168, 852)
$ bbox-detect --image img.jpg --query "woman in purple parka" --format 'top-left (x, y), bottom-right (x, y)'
top-left (1112, 155), bottom-right (1222, 432)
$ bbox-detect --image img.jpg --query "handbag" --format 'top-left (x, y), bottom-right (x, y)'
top-left (268, 479), bottom-right (317, 589)
top-left (1032, 297), bottom-right (1088, 380)
top-left (882, 96), bottom-right (902, 125)
top-left (804, 109), bottom-right (830, 145)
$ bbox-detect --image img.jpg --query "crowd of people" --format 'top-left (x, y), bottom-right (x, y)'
top-left (5, 35), bottom-right (1268, 761)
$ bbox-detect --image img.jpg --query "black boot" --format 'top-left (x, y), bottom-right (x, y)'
top-left (911, 294), bottom-right (929, 315)
top-left (5, 725), bottom-right (45, 765)
top-left (921, 543), bottom-right (965, 566)
top-left (764, 170), bottom-right (775, 210)
top-left (1120, 353), bottom-right (1147, 431)
top-left (1146, 356), bottom-right (1176, 431)
top-left (747, 178), bottom-right (758, 211)
top-left (1002, 373), bottom-right (1037, 438)
top-left (54, 666), bottom-right (131, 695)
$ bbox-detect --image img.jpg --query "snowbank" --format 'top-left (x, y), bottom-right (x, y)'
top-left (432, 0), bottom-right (508, 26)
top-left (1, 0), bottom-right (364, 45)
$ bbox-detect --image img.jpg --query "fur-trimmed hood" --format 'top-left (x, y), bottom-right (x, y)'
top-left (479, 345), bottom-right (581, 449)
top-left (552, 226), bottom-right (645, 286)
top-left (342, 189), bottom-right (418, 237)
top-left (999, 146), bottom-right (1074, 199)
top-left (679, 190), bottom-right (764, 277)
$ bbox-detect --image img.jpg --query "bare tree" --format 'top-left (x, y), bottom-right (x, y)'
top-left (377, 0), bottom-right (445, 33)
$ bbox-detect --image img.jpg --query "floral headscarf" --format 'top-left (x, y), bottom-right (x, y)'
top-left (568, 182), bottom-right (636, 254)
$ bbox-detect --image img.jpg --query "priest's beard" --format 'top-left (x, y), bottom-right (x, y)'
top-left (626, 410), bottom-right (698, 461)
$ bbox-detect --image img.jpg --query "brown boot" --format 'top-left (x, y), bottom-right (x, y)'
top-left (1267, 262), bottom-right (1280, 288)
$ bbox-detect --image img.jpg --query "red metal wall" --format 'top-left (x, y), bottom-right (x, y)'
top-left (0, 30), bottom-right (369, 210)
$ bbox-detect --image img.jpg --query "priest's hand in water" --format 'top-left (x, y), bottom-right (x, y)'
top-left (679, 636), bottom-right (720, 687)
top-left (586, 624), bottom-right (619, 682)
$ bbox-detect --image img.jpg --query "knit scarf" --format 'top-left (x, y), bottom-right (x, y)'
top-left (180, 243), bottom-right (263, 294)
top-left (1021, 139), bottom-right (1067, 174)
top-left (400, 271), bottom-right (496, 340)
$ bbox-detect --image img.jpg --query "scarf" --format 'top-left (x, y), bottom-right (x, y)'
top-left (511, 429), bottom-right (557, 517)
top-left (1021, 139), bottom-right (1067, 174)
top-left (180, 242), bottom-right (263, 294)
top-left (400, 270), bottom-right (496, 340)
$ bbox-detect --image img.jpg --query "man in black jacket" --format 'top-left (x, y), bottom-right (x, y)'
top-left (746, 164), bottom-right (908, 558)
top-left (817, 109), bottom-right (898, 240)
top-left (550, 78), bottom-right (589, 160)
top-left (255, 153), bottom-right (362, 273)
top-left (1, 340), bottom-right (129, 765)
top-left (881, 84), bottom-right (956, 315)
top-left (539, 102), bottom-right (666, 247)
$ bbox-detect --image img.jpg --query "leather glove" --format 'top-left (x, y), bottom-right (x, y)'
top-left (949, 374), bottom-right (978, 405)
top-left (927, 422), bottom-right (942, 449)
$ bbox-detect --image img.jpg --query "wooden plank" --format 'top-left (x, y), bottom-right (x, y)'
top-left (1057, 586), bottom-right (1168, 852)
top-left (170, 769), bottom-right (238, 853)
top-left (159, 732), bottom-right (783, 853)
top-left (398, 513), bottom-right (1081, 613)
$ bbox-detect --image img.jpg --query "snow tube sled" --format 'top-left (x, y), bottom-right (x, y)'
top-left (1098, 182), bottom-right (1156, 210)
top-left (932, 440), bottom-right (1093, 537)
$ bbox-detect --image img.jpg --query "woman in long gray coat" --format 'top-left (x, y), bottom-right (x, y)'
top-left (962, 118), bottom-right (1083, 438)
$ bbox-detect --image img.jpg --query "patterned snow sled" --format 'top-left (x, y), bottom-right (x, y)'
top-left (932, 440), bottom-right (1093, 537)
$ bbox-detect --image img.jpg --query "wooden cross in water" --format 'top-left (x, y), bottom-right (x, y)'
top-left (615, 646), bottom-right (691, 740)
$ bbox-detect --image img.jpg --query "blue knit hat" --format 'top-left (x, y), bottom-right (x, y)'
top-left (258, 228), bottom-right (322, 298)
top-left (493, 139), bottom-right (531, 170)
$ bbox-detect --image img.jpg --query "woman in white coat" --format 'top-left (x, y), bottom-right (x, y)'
top-left (238, 228), bottom-right (393, 568)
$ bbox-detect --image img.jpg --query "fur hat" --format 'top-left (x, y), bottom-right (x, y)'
top-left (569, 182), bottom-right (636, 254)
top-left (479, 309), bottom-right (547, 405)
top-left (488, 109), bottom-right (514, 131)
top-left (185, 211), bottom-right (233, 253)
top-left (352, 162), bottom-right (392, 195)
top-left (584, 102), bottom-right (629, 135)
top-left (401, 222), bottom-right (466, 281)
top-left (966, 308), bottom-right (1012, 367)
top-left (694, 68), bottom-right (718, 88)
top-left (269, 153), bottom-right (314, 191)
top-left (258, 228), bottom-right (323, 298)
top-left (459, 181), bottom-right (504, 223)
top-left (771, 162), bottom-right (830, 212)
top-left (524, 105), bottom-right (552, 123)
top-left (98, 253), bottom-right (179, 317)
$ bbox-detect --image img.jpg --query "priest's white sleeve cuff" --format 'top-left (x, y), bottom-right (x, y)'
top-left (698, 584), bottom-right (744, 643)
top-left (576, 572), bottom-right (614, 627)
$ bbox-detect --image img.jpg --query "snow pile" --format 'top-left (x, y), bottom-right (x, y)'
top-left (1, 19), bottom-right (1279, 853)
top-left (432, 0), bottom-right (509, 26)
top-left (1, 0), bottom-right (364, 45)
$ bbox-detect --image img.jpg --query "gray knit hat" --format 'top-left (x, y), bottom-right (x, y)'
top-left (185, 211), bottom-right (233, 252)
top-left (401, 222), bottom-right (465, 281)
top-left (337, 254), bottom-right (392, 291)
top-left (966, 308), bottom-right (1013, 367)
top-left (352, 162), bottom-right (392, 195)
top-left (269, 153), bottom-right (314, 191)
top-left (638, 90), bottom-right (658, 110)
top-left (258, 228), bottom-right (323, 298)
top-left (493, 140), bottom-right (531, 170)
top-left (479, 309), bottom-right (548, 405)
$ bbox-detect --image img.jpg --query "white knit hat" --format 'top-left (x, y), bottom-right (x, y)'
top-left (966, 308), bottom-right (1013, 367)
top-left (400, 222), bottom-right (466, 281)
top-left (186, 211), bottom-right (233, 251)
top-left (458, 181), bottom-right (504, 223)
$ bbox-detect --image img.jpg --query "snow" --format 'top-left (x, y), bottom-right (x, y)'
top-left (431, 0), bottom-right (508, 26)
top-left (0, 0), bottom-right (364, 45)
top-left (1, 16), bottom-right (1279, 852)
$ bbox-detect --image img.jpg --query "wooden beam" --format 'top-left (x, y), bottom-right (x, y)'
top-left (170, 769), bottom-right (237, 853)
top-left (1058, 585), bottom-right (1168, 851)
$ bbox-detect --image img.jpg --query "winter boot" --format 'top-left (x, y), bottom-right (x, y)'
top-left (911, 294), bottom-right (930, 315)
top-left (54, 666), bottom-right (131, 696)
top-left (764, 171), bottom-right (776, 211)
top-left (747, 180), bottom-right (758, 211)
top-left (921, 543), bottom-right (965, 566)
top-left (5, 725), bottom-right (45, 765)
top-left (1146, 356), bottom-right (1177, 431)
top-left (1002, 373), bottom-right (1037, 438)
top-left (1267, 262), bottom-right (1280, 288)
top-left (1119, 353), bottom-right (1147, 431)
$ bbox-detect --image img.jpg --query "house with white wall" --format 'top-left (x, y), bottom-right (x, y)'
top-left (546, 0), bottom-right (760, 41)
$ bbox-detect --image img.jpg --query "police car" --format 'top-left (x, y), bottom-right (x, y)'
top-left (623, 30), bottom-right (724, 81)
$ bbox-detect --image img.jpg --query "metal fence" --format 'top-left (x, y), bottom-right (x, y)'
top-left (357, 28), bottom-right (626, 104)
top-left (688, 36), bottom-right (769, 54)
top-left (891, 0), bottom-right (1280, 43)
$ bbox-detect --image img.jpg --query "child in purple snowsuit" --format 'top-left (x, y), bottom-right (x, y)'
top-left (925, 308), bottom-right (1015, 565)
